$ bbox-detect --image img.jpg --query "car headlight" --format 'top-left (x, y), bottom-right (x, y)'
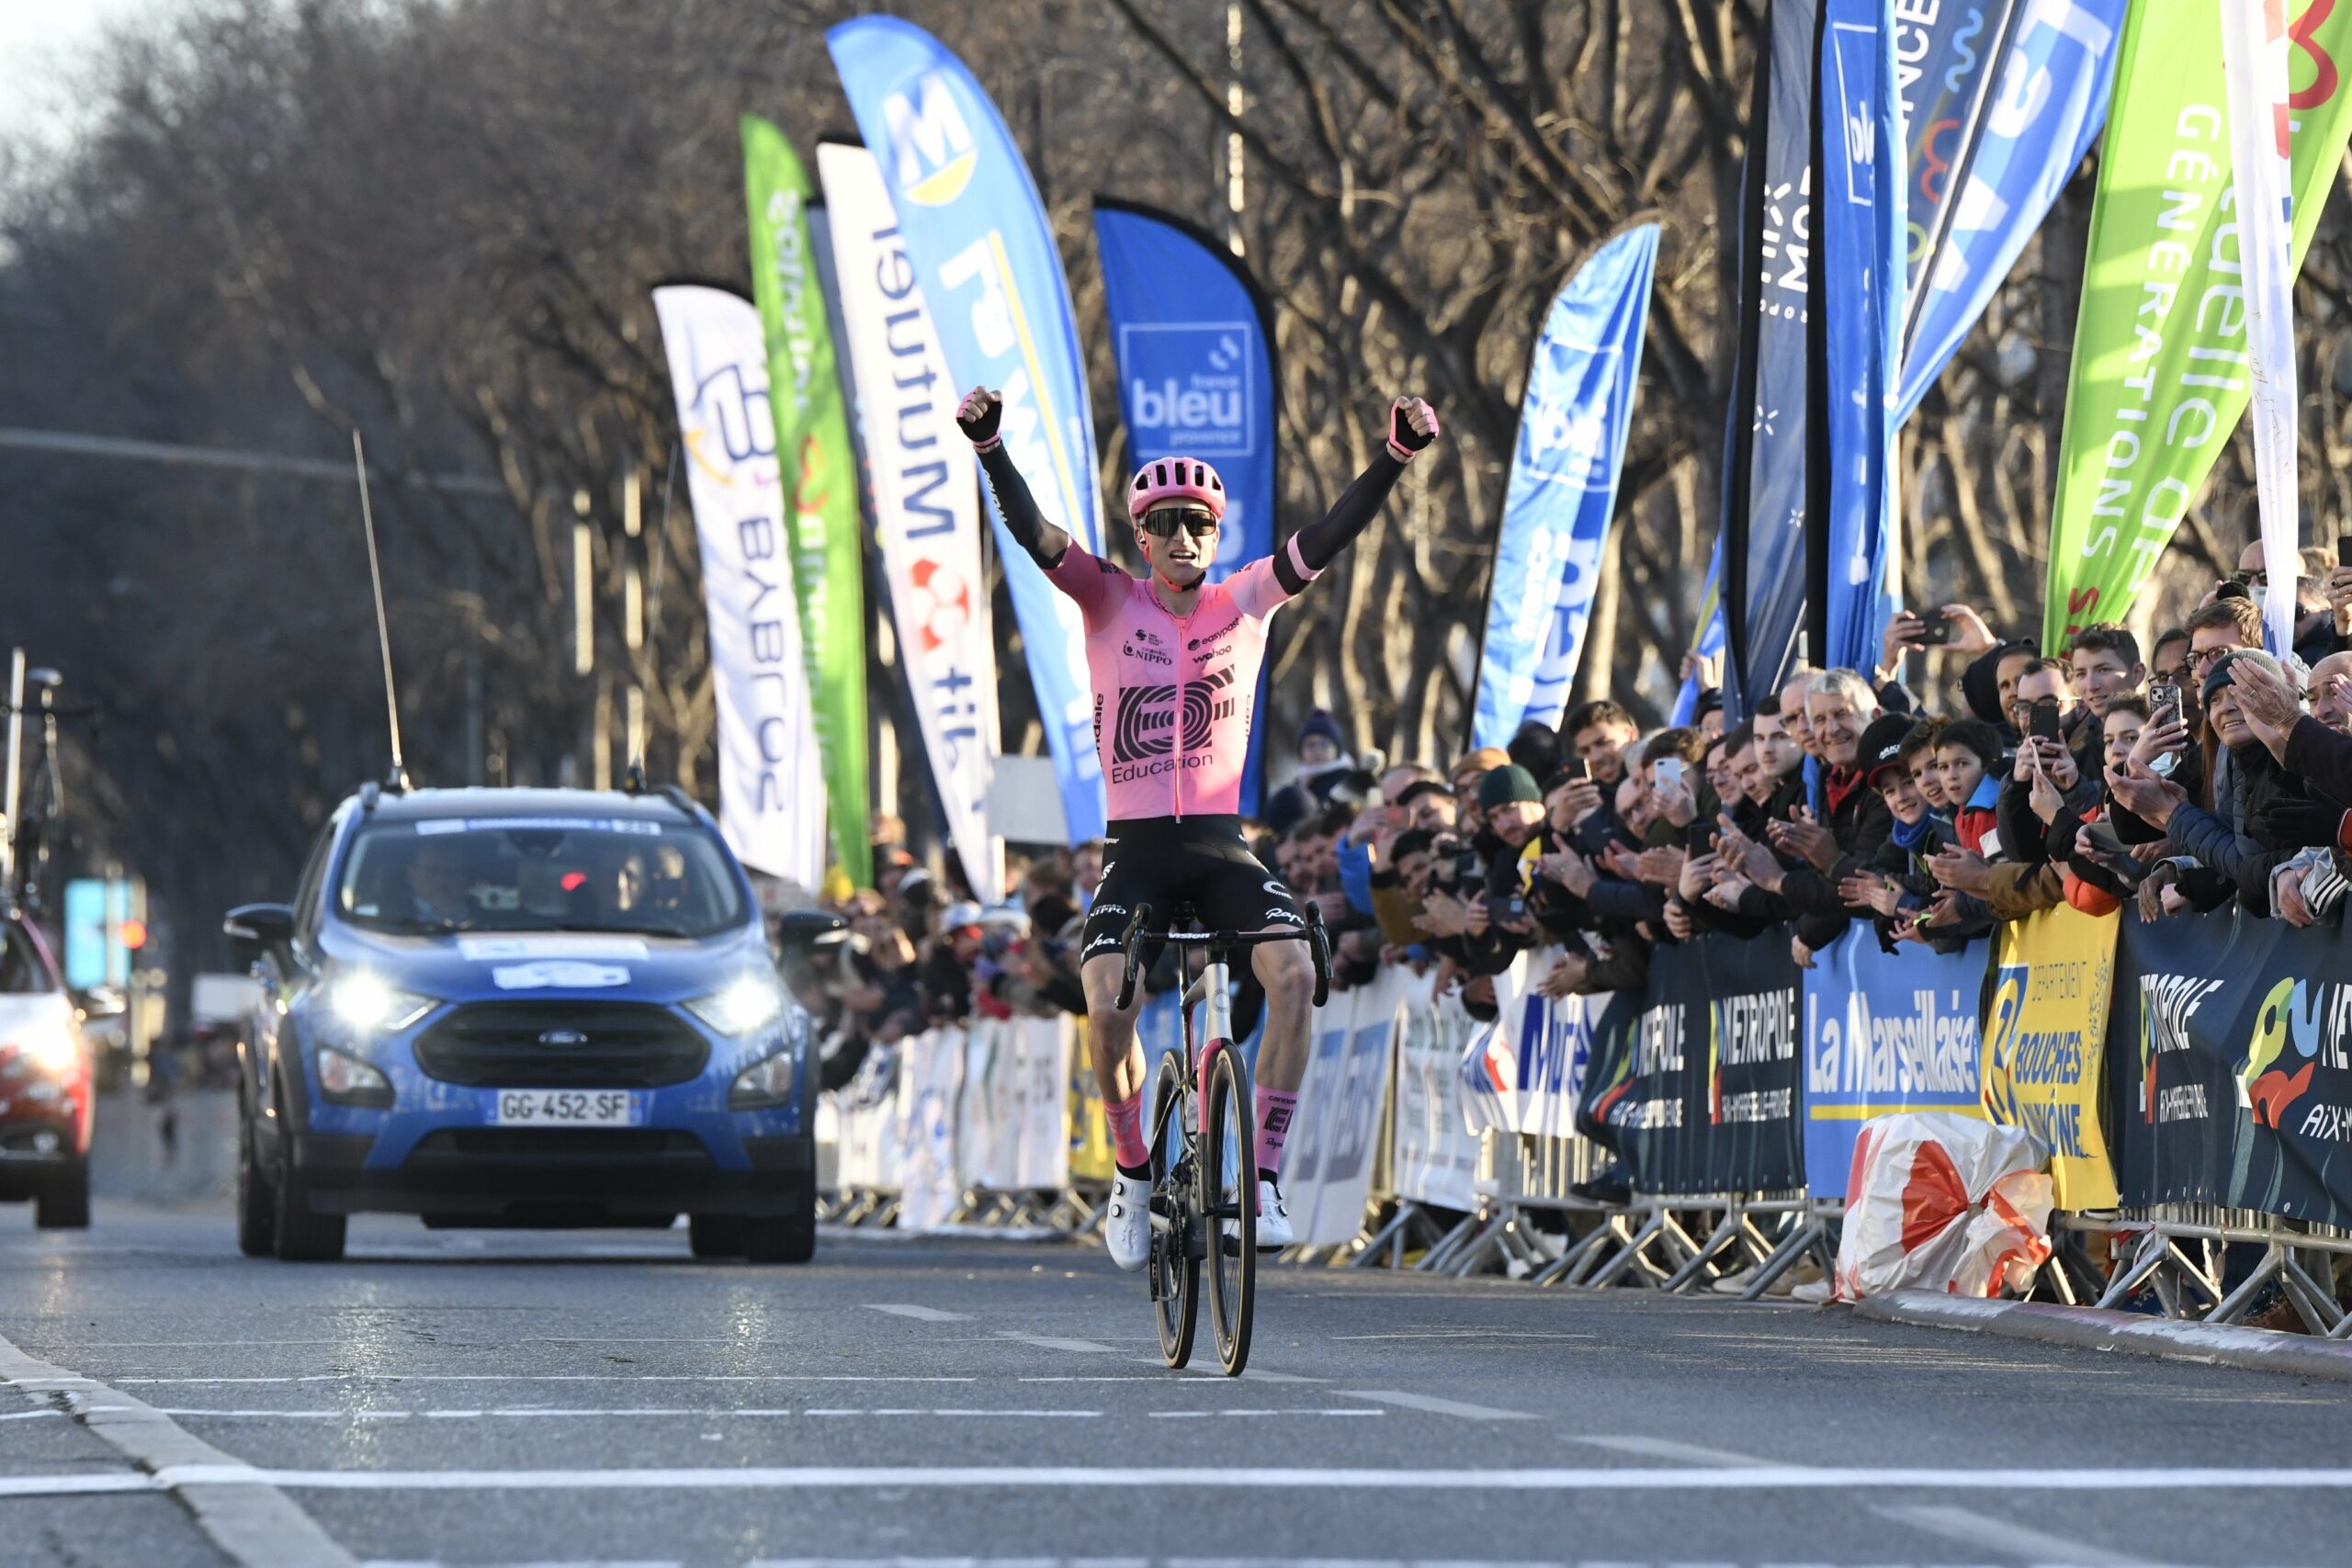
top-left (324, 972), bottom-right (435, 1032)
top-left (728, 1038), bottom-right (804, 1111)
top-left (686, 973), bottom-right (786, 1037)
top-left (8, 1022), bottom-right (79, 1077)
top-left (316, 1044), bottom-right (393, 1108)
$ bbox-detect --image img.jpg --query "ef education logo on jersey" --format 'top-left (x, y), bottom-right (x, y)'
top-left (881, 73), bottom-right (978, 206)
top-left (1107, 667), bottom-right (1240, 781)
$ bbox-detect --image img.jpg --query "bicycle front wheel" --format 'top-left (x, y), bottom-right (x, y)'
top-left (1149, 1050), bottom-right (1197, 1370)
top-left (1203, 1044), bottom-right (1255, 1376)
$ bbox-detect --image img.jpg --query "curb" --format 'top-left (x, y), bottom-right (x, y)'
top-left (1851, 1290), bottom-right (2352, 1382)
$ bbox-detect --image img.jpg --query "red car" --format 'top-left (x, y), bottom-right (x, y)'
top-left (0, 915), bottom-right (92, 1226)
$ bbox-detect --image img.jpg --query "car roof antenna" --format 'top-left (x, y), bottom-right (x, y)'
top-left (354, 430), bottom-right (411, 794)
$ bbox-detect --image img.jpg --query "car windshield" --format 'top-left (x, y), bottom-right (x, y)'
top-left (334, 817), bottom-right (748, 940)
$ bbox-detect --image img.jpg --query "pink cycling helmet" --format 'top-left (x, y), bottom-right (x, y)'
top-left (1125, 456), bottom-right (1227, 524)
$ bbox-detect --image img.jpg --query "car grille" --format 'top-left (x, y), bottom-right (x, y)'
top-left (412, 1003), bottom-right (708, 1089)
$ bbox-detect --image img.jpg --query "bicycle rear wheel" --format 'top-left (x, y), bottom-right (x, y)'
top-left (1148, 1052), bottom-right (1197, 1370)
top-left (1203, 1044), bottom-right (1255, 1376)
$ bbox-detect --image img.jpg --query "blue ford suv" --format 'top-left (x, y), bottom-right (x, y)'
top-left (224, 784), bottom-right (824, 1263)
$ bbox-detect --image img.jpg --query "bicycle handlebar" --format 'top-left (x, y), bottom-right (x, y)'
top-left (1112, 901), bottom-right (1332, 1011)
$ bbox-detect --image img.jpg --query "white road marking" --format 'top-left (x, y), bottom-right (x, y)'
top-left (865, 1304), bottom-right (973, 1323)
top-left (991, 1332), bottom-right (1122, 1353)
top-left (803, 1409), bottom-right (1100, 1418)
top-left (116, 1373), bottom-right (979, 1385)
top-left (0, 1406), bottom-right (63, 1420)
top-left (0, 1462), bottom-right (2334, 1495)
top-left (1336, 1390), bottom-right (1537, 1421)
top-left (1875, 1500), bottom-right (2184, 1567)
top-left (153, 1406), bottom-right (1108, 1421)
top-left (0, 1330), bottom-right (356, 1567)
top-left (1131, 1359), bottom-right (1320, 1382)
top-left (1571, 1435), bottom-right (1769, 1467)
top-left (1144, 1409), bottom-right (1382, 1418)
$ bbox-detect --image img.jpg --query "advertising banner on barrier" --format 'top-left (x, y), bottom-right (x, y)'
top-left (2042, 0), bottom-right (2352, 647)
top-left (1285, 967), bottom-right (1406, 1247)
top-left (1983, 904), bottom-right (2119, 1208)
top-left (1583, 933), bottom-right (1804, 1196)
top-left (1896, 0), bottom-right (2120, 420)
top-left (1461, 945), bottom-right (1596, 1142)
top-left (832, 1045), bottom-right (902, 1194)
top-left (897, 1027), bottom-right (966, 1231)
top-left (1065, 1016), bottom-right (1114, 1185)
top-left (1394, 976), bottom-right (1480, 1212)
top-left (650, 286), bottom-right (829, 890)
top-left (1803, 929), bottom-right (1990, 1201)
top-left (2113, 909), bottom-right (2352, 1226)
top-left (742, 117), bottom-right (872, 886)
top-left (830, 17), bottom-right (1108, 842)
top-left (1092, 200), bottom-right (1278, 814)
top-left (1471, 225), bottom-right (1658, 747)
top-left (818, 142), bottom-right (1003, 901)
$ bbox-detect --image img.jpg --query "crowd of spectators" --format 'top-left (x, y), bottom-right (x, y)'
top-left (791, 536), bottom-right (2352, 1085)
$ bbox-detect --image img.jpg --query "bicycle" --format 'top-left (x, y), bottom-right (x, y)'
top-left (1111, 899), bottom-right (1329, 1376)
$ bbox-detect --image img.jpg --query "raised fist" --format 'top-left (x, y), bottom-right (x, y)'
top-left (1386, 396), bottom-right (1440, 462)
top-left (956, 386), bottom-right (1002, 450)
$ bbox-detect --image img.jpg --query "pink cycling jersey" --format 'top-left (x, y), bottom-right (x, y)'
top-left (1046, 536), bottom-right (1320, 820)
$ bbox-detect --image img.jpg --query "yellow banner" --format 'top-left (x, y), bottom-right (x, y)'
top-left (1065, 1019), bottom-right (1115, 1184)
top-left (1983, 905), bottom-right (2120, 1209)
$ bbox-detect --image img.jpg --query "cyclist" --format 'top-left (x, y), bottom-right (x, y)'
top-left (956, 386), bottom-right (1441, 1269)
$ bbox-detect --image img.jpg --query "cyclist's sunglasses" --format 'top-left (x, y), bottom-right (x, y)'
top-left (1139, 508), bottom-right (1218, 539)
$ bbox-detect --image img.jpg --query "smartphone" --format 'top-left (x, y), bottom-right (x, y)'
top-left (2148, 681), bottom-right (2181, 726)
top-left (1562, 757), bottom-right (1589, 784)
top-left (2081, 820), bottom-right (2130, 862)
top-left (1487, 893), bottom-right (1528, 922)
top-left (2337, 534), bottom-right (2352, 572)
top-left (1452, 849), bottom-right (1484, 883)
top-left (1656, 757), bottom-right (1686, 793)
top-left (1918, 615), bottom-right (1954, 647)
top-left (2030, 699), bottom-right (2064, 745)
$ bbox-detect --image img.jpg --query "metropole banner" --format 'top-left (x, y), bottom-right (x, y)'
top-left (742, 117), bottom-right (872, 886)
top-left (650, 286), bottom-right (828, 891)
top-left (2220, 0), bottom-right (2304, 656)
top-left (1983, 903), bottom-right (2119, 1208)
top-left (2114, 908), bottom-right (2352, 1227)
top-left (830, 17), bottom-right (1107, 843)
top-left (818, 142), bottom-right (1004, 903)
top-left (1581, 933), bottom-right (1803, 1196)
top-left (1813, 2), bottom-right (1906, 678)
top-left (2044, 0), bottom-right (2352, 649)
top-left (1720, 0), bottom-right (1817, 716)
top-left (1803, 928), bottom-right (1990, 1201)
top-left (1472, 225), bottom-right (1657, 750)
top-left (1896, 0), bottom-right (2123, 420)
top-left (1395, 976), bottom-right (1481, 1212)
top-left (1092, 200), bottom-right (1277, 814)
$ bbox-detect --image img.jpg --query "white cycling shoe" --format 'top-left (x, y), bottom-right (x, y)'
top-left (1104, 1172), bottom-right (1151, 1272)
top-left (1221, 1179), bottom-right (1293, 1252)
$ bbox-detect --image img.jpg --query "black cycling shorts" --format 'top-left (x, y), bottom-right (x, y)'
top-left (1079, 816), bottom-right (1304, 966)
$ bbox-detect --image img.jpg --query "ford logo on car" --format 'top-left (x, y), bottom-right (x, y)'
top-left (537, 1029), bottom-right (589, 1049)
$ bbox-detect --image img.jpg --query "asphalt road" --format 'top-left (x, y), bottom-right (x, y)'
top-left (1, 1201), bottom-right (2347, 1568)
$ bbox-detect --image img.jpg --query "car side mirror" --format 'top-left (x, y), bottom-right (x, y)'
top-left (774, 908), bottom-right (849, 951)
top-left (224, 903), bottom-right (297, 965)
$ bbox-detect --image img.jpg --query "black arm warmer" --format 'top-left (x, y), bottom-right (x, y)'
top-left (978, 444), bottom-right (1071, 571)
top-left (1273, 452), bottom-right (1408, 594)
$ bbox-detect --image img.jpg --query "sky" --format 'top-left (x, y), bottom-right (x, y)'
top-left (0, 0), bottom-right (173, 166)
